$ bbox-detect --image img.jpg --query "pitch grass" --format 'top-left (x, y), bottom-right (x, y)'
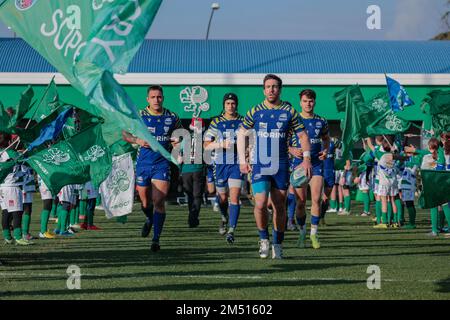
top-left (0, 199), bottom-right (449, 300)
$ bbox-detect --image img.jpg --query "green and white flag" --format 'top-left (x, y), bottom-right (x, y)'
top-left (23, 79), bottom-right (60, 123)
top-left (421, 90), bottom-right (450, 136)
top-left (26, 124), bottom-right (112, 194)
top-left (100, 152), bottom-right (134, 218)
top-left (366, 109), bottom-right (411, 136)
top-left (0, 0), bottom-right (177, 164)
top-left (26, 140), bottom-right (90, 195)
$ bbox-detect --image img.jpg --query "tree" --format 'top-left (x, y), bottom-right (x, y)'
top-left (433, 0), bottom-right (450, 40)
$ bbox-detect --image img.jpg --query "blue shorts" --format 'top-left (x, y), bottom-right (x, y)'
top-left (251, 164), bottom-right (289, 193)
top-left (136, 163), bottom-right (171, 187)
top-left (215, 164), bottom-right (243, 189)
top-left (207, 165), bottom-right (215, 184)
top-left (324, 169), bottom-right (335, 189)
top-left (290, 159), bottom-right (324, 177)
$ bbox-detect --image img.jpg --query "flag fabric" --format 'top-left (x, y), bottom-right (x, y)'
top-left (421, 90), bottom-right (450, 136)
top-left (26, 108), bottom-right (74, 152)
top-left (419, 170), bottom-right (450, 209)
top-left (26, 141), bottom-right (90, 195)
top-left (338, 89), bottom-right (390, 159)
top-left (333, 85), bottom-right (365, 113)
top-left (26, 124), bottom-right (112, 194)
top-left (0, 161), bottom-right (16, 184)
top-left (366, 110), bottom-right (411, 136)
top-left (100, 153), bottom-right (135, 219)
top-left (69, 124), bottom-right (112, 189)
top-left (23, 79), bottom-right (60, 123)
top-left (386, 76), bottom-right (414, 112)
top-left (0, 0), bottom-right (177, 165)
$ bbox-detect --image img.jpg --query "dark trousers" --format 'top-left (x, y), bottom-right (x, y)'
top-left (182, 171), bottom-right (205, 226)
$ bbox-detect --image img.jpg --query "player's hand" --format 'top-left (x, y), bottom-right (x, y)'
top-left (301, 159), bottom-right (312, 178)
top-left (289, 147), bottom-right (303, 158)
top-left (222, 140), bottom-right (232, 149)
top-left (240, 163), bottom-right (251, 174)
top-left (136, 138), bottom-right (150, 148)
top-left (177, 155), bottom-right (184, 164)
top-left (354, 177), bottom-right (360, 184)
top-left (318, 150), bottom-right (327, 161)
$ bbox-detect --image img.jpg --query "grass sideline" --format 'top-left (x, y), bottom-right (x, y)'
top-left (0, 199), bottom-right (449, 300)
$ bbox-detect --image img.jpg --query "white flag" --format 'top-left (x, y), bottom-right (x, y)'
top-left (100, 153), bottom-right (134, 219)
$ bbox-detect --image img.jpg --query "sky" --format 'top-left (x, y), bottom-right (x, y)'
top-left (0, 0), bottom-right (448, 40)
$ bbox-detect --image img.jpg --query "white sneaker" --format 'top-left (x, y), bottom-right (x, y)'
top-left (213, 203), bottom-right (219, 212)
top-left (259, 239), bottom-right (270, 259)
top-left (326, 208), bottom-right (337, 213)
top-left (287, 219), bottom-right (297, 231)
top-left (272, 244), bottom-right (283, 259)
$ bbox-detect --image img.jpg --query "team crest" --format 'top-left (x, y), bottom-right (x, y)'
top-left (106, 170), bottom-right (131, 199)
top-left (315, 129), bottom-right (321, 136)
top-left (42, 148), bottom-right (70, 166)
top-left (179, 86), bottom-right (209, 118)
top-left (279, 113), bottom-right (288, 121)
top-left (15, 0), bottom-right (38, 10)
top-left (84, 145), bottom-right (106, 162)
top-left (164, 118), bottom-right (173, 126)
top-left (371, 98), bottom-right (388, 112)
top-left (163, 126), bottom-right (170, 133)
top-left (276, 122), bottom-right (283, 129)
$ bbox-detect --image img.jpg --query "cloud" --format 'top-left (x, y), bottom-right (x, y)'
top-left (385, 0), bottom-right (444, 40)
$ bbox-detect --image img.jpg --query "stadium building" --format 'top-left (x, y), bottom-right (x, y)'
top-left (0, 38), bottom-right (449, 146)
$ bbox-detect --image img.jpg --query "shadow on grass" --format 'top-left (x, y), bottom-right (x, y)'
top-left (0, 278), bottom-right (364, 298)
top-left (435, 277), bottom-right (450, 293)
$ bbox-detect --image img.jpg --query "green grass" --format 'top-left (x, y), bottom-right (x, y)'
top-left (1, 199), bottom-right (449, 300)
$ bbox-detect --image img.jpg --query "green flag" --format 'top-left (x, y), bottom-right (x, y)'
top-left (70, 124), bottom-right (112, 189)
top-left (0, 0), bottom-right (178, 165)
top-left (23, 79), bottom-right (60, 123)
top-left (366, 110), bottom-right (411, 136)
top-left (26, 140), bottom-right (90, 195)
top-left (420, 90), bottom-right (450, 136)
top-left (334, 85), bottom-right (365, 113)
top-left (6, 86), bottom-right (35, 130)
top-left (340, 91), bottom-right (390, 158)
top-left (0, 100), bottom-right (9, 132)
top-left (419, 170), bottom-right (450, 209)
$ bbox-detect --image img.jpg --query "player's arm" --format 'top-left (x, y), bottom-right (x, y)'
top-left (122, 130), bottom-right (149, 148)
top-left (365, 137), bottom-right (375, 152)
top-left (291, 109), bottom-right (312, 177)
top-left (237, 109), bottom-right (256, 174)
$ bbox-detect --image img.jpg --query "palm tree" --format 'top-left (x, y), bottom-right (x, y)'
top-left (433, 0), bottom-right (450, 40)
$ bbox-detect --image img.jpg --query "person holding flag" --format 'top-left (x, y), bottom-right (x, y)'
top-left (123, 86), bottom-right (182, 252)
top-left (204, 93), bottom-right (244, 244)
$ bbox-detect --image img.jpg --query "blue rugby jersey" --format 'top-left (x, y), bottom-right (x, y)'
top-left (136, 107), bottom-right (182, 167)
top-left (289, 113), bottom-right (329, 164)
top-left (204, 113), bottom-right (244, 165)
top-left (241, 101), bottom-right (304, 167)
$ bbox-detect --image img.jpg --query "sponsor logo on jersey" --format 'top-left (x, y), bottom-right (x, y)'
top-left (259, 122), bottom-right (267, 129)
top-left (258, 131), bottom-right (286, 139)
top-left (279, 113), bottom-right (288, 121)
top-left (315, 122), bottom-right (323, 128)
top-left (164, 118), bottom-right (173, 126)
top-left (310, 138), bottom-right (321, 144)
top-left (148, 127), bottom-right (156, 134)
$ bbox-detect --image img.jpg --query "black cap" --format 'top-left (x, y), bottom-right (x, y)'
top-left (223, 93), bottom-right (238, 106)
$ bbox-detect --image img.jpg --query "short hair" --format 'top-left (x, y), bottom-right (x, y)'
top-left (263, 74), bottom-right (282, 88)
top-left (147, 85), bottom-right (163, 96)
top-left (299, 89), bottom-right (316, 100)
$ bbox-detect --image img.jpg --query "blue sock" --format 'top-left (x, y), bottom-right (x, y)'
top-left (296, 215), bottom-right (306, 229)
top-left (142, 206), bottom-right (153, 224)
top-left (272, 229), bottom-right (285, 244)
top-left (229, 204), bottom-right (240, 229)
top-left (311, 215), bottom-right (320, 227)
top-left (258, 228), bottom-right (269, 240)
top-left (152, 211), bottom-right (166, 242)
top-left (287, 192), bottom-right (296, 220)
